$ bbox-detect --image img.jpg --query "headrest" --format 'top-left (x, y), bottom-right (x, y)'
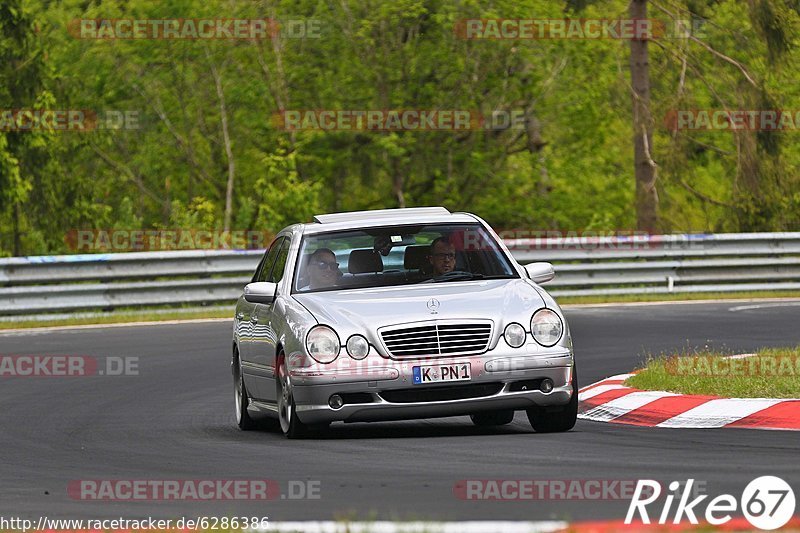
top-left (348, 249), bottom-right (383, 274)
top-left (403, 245), bottom-right (430, 270)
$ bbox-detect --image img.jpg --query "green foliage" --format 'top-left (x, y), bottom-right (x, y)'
top-left (1, 0), bottom-right (799, 255)
top-left (256, 143), bottom-right (322, 231)
top-left (168, 197), bottom-right (218, 229)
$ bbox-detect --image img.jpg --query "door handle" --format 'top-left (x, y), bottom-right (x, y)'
top-left (250, 316), bottom-right (259, 324)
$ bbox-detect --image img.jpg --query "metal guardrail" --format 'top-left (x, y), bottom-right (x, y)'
top-left (1, 233), bottom-right (799, 315)
top-left (512, 232), bottom-right (800, 296)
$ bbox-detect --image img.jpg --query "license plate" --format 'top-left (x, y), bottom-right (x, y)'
top-left (412, 363), bottom-right (471, 385)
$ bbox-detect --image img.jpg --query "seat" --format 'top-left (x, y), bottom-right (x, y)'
top-left (348, 249), bottom-right (383, 273)
top-left (337, 250), bottom-right (384, 288)
top-left (404, 245), bottom-right (432, 277)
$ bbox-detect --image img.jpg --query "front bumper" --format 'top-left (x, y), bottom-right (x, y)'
top-left (290, 351), bottom-right (574, 424)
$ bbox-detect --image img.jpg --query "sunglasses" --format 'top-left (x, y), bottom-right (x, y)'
top-left (313, 261), bottom-right (340, 271)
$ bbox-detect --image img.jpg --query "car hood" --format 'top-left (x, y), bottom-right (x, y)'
top-left (292, 278), bottom-right (546, 332)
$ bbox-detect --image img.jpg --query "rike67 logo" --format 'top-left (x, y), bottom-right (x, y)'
top-left (626, 477), bottom-right (796, 530)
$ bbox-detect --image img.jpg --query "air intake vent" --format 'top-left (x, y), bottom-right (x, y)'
top-left (379, 383), bottom-right (503, 403)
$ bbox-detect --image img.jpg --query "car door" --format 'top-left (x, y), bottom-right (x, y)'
top-left (236, 251), bottom-right (268, 350)
top-left (239, 236), bottom-right (284, 400)
top-left (252, 236), bottom-right (291, 403)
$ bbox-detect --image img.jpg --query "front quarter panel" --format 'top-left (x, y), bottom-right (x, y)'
top-left (276, 294), bottom-right (319, 368)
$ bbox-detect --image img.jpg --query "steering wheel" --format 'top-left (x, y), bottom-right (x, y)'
top-left (431, 270), bottom-right (480, 282)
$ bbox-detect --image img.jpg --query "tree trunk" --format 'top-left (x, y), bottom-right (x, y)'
top-left (208, 52), bottom-right (235, 232)
top-left (12, 202), bottom-right (21, 257)
top-left (630, 0), bottom-right (658, 233)
top-left (392, 157), bottom-right (405, 208)
top-left (525, 111), bottom-right (550, 196)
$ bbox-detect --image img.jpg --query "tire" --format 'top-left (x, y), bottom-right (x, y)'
top-left (526, 367), bottom-right (578, 433)
top-left (470, 410), bottom-right (515, 427)
top-left (277, 352), bottom-right (311, 439)
top-left (233, 350), bottom-right (257, 431)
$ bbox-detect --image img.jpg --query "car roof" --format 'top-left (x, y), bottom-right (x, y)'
top-left (298, 207), bottom-right (479, 235)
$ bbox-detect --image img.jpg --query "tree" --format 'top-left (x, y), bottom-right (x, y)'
top-left (0, 0), bottom-right (46, 255)
top-left (629, 0), bottom-right (658, 233)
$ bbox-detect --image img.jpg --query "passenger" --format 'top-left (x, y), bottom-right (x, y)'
top-left (428, 237), bottom-right (456, 276)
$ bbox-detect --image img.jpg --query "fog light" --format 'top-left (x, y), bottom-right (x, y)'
top-left (540, 378), bottom-right (554, 393)
top-left (328, 394), bottom-right (344, 409)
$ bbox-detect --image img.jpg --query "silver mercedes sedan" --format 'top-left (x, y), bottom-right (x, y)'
top-left (232, 207), bottom-right (577, 438)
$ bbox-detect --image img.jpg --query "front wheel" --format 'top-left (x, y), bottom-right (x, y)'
top-left (277, 353), bottom-right (311, 439)
top-left (234, 350), bottom-right (256, 430)
top-left (526, 367), bottom-right (578, 433)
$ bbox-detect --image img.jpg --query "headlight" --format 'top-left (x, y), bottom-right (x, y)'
top-left (504, 323), bottom-right (526, 348)
top-left (306, 325), bottom-right (340, 363)
top-left (530, 309), bottom-right (563, 347)
top-left (346, 334), bottom-right (370, 359)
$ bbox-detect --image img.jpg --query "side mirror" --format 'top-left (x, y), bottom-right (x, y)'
top-left (524, 262), bottom-right (555, 284)
top-left (243, 282), bottom-right (277, 304)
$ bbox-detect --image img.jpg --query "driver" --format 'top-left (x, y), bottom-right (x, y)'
top-left (428, 237), bottom-right (456, 276)
top-left (305, 248), bottom-right (340, 290)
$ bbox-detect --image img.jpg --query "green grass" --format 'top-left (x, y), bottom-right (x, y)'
top-left (626, 347), bottom-right (800, 398)
top-left (0, 307), bottom-right (231, 330)
top-left (558, 290), bottom-right (800, 305)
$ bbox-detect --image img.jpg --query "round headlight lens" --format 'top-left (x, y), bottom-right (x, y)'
top-left (346, 335), bottom-right (370, 360)
top-left (530, 309), bottom-right (563, 347)
top-left (504, 323), bottom-right (526, 348)
top-left (306, 325), bottom-right (340, 363)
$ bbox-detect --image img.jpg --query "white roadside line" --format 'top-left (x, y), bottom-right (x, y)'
top-left (562, 296), bottom-right (800, 309)
top-left (728, 301), bottom-right (800, 311)
top-left (244, 522), bottom-right (568, 533)
top-left (725, 353), bottom-right (757, 359)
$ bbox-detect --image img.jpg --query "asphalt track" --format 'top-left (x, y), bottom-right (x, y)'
top-left (1, 300), bottom-right (799, 522)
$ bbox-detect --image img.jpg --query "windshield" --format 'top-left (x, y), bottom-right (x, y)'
top-left (293, 223), bottom-right (518, 293)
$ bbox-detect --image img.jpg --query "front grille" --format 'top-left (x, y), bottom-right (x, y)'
top-left (379, 383), bottom-right (503, 403)
top-left (380, 321), bottom-right (492, 358)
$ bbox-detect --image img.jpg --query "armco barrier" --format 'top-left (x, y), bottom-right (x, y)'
top-left (0, 233), bottom-right (799, 315)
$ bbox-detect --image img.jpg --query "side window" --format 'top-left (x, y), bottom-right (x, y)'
top-left (251, 256), bottom-right (266, 283)
top-left (253, 237), bottom-right (284, 283)
top-left (268, 238), bottom-right (291, 283)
